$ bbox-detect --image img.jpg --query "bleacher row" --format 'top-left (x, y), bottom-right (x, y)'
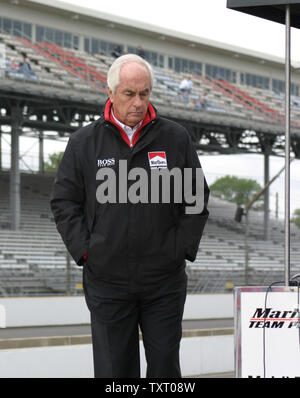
top-left (190, 197), bottom-right (300, 292)
top-left (0, 171), bottom-right (299, 296)
top-left (1, 33), bottom-right (300, 125)
top-left (0, 172), bottom-right (77, 296)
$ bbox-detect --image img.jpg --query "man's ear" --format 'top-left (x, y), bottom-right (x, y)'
top-left (107, 86), bottom-right (113, 103)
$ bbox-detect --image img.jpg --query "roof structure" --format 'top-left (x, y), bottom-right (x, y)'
top-left (227, 0), bottom-right (300, 29)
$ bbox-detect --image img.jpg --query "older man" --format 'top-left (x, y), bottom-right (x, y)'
top-left (50, 54), bottom-right (209, 378)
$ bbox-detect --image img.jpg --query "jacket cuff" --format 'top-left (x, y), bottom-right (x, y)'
top-left (77, 252), bottom-right (88, 266)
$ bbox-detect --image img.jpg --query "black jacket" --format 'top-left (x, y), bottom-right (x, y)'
top-left (50, 101), bottom-right (209, 286)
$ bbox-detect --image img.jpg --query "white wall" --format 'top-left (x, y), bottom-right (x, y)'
top-left (0, 294), bottom-right (234, 328)
top-left (0, 344), bottom-right (94, 378)
top-left (0, 305), bottom-right (5, 328)
top-left (0, 335), bottom-right (234, 378)
top-left (184, 294), bottom-right (233, 320)
top-left (0, 296), bottom-right (90, 328)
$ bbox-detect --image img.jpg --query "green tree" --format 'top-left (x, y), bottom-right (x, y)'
top-left (210, 175), bottom-right (263, 208)
top-left (291, 209), bottom-right (300, 229)
top-left (44, 151), bottom-right (64, 172)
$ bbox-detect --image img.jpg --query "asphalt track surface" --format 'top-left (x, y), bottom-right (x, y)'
top-left (0, 318), bottom-right (234, 339)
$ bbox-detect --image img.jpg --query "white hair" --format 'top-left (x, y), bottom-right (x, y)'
top-left (107, 54), bottom-right (154, 94)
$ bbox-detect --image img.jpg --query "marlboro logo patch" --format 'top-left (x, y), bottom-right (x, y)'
top-left (148, 152), bottom-right (168, 169)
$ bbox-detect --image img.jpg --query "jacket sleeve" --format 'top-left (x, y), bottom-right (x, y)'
top-left (50, 136), bottom-right (90, 265)
top-left (178, 132), bottom-right (210, 262)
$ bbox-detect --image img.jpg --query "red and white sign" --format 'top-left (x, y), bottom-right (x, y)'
top-left (148, 152), bottom-right (167, 169)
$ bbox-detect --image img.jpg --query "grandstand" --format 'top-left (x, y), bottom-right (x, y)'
top-left (0, 0), bottom-right (300, 296)
top-left (0, 168), bottom-right (299, 296)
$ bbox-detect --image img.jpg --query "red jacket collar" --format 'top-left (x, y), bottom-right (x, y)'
top-left (104, 99), bottom-right (156, 147)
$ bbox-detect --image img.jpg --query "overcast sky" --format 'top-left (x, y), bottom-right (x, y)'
top-left (59, 0), bottom-right (300, 62)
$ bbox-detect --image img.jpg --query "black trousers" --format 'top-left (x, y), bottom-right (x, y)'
top-left (83, 268), bottom-right (187, 378)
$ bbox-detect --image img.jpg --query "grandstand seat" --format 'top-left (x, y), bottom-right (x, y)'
top-left (1, 32), bottom-right (297, 126)
top-left (1, 168), bottom-right (299, 295)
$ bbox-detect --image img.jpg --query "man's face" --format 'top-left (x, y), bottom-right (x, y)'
top-left (107, 62), bottom-right (151, 127)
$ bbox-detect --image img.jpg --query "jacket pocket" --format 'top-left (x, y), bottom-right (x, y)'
top-left (85, 206), bottom-right (128, 273)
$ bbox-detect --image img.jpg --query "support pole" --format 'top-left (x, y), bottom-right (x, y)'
top-left (0, 129), bottom-right (2, 171)
top-left (244, 210), bottom-right (249, 285)
top-left (284, 5), bottom-right (291, 286)
top-left (263, 151), bottom-right (270, 240)
top-left (10, 104), bottom-right (22, 230)
top-left (39, 131), bottom-right (44, 175)
top-left (66, 251), bottom-right (71, 296)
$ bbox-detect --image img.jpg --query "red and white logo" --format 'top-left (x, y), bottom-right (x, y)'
top-left (148, 152), bottom-right (168, 169)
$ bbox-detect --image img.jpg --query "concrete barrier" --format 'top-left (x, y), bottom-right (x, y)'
top-left (0, 330), bottom-right (234, 378)
top-left (0, 296), bottom-right (89, 327)
top-left (0, 294), bottom-right (234, 377)
top-left (0, 294), bottom-right (233, 327)
top-left (0, 305), bottom-right (5, 328)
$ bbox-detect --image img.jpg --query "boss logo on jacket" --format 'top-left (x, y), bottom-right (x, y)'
top-left (97, 158), bottom-right (116, 167)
